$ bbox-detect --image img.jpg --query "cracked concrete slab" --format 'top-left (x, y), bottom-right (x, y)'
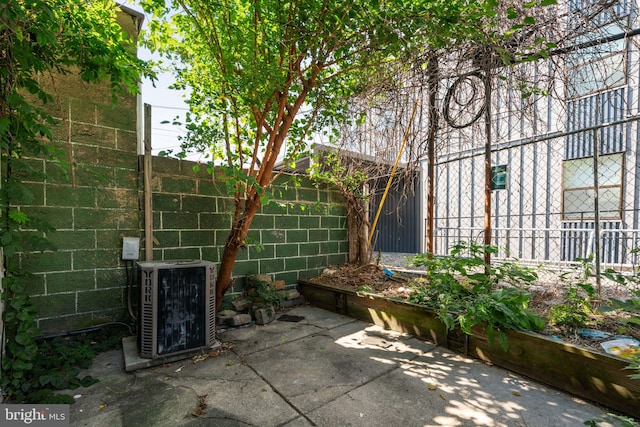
top-left (305, 346), bottom-right (609, 426)
top-left (67, 305), bottom-right (615, 427)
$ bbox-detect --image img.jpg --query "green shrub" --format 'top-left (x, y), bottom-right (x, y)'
top-left (409, 242), bottom-right (544, 351)
top-left (1, 321), bottom-right (130, 403)
top-left (547, 257), bottom-right (597, 334)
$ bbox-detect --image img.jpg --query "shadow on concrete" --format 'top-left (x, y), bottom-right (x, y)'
top-left (67, 305), bottom-right (612, 427)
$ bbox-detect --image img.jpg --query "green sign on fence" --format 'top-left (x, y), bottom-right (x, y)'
top-left (491, 165), bottom-right (508, 190)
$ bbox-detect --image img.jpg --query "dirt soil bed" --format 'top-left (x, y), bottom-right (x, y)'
top-left (309, 263), bottom-right (640, 355)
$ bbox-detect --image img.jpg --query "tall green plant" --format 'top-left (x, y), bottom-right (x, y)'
top-left (547, 256), bottom-right (597, 334)
top-left (409, 242), bottom-right (544, 351)
top-left (0, 0), bottom-right (151, 402)
top-left (601, 252), bottom-right (640, 331)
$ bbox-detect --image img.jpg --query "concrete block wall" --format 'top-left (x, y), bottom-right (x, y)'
top-left (149, 159), bottom-right (349, 301)
top-left (17, 79), bottom-right (140, 333)
top-left (18, 122), bottom-right (139, 333)
top-left (14, 9), bottom-right (140, 333)
top-left (10, 7), bottom-right (348, 334)
top-left (21, 147), bottom-right (349, 333)
top-left (20, 151), bottom-right (348, 333)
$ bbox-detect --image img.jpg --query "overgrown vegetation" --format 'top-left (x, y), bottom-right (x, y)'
top-left (309, 150), bottom-right (372, 265)
top-left (1, 0), bottom-right (150, 402)
top-left (245, 276), bottom-right (284, 310)
top-left (408, 242), bottom-right (545, 351)
top-left (404, 242), bottom-right (640, 360)
top-left (546, 256), bottom-right (597, 333)
top-left (409, 242), bottom-right (640, 388)
top-left (3, 324), bottom-right (130, 403)
top-left (601, 256), bottom-right (640, 333)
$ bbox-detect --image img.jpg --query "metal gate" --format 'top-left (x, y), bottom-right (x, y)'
top-left (369, 174), bottom-right (421, 253)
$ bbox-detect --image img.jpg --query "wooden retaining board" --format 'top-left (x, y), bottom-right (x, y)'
top-left (468, 327), bottom-right (640, 419)
top-left (298, 280), bottom-right (640, 419)
top-left (298, 280), bottom-right (447, 345)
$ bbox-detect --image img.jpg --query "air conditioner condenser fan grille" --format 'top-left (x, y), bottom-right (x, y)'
top-left (137, 260), bottom-right (216, 359)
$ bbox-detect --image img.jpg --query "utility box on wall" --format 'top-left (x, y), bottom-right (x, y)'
top-left (137, 260), bottom-right (217, 359)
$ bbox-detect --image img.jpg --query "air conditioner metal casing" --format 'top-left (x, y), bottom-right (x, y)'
top-left (137, 260), bottom-right (216, 359)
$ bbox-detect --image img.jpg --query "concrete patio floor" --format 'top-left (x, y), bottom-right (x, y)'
top-left (67, 305), bottom-right (617, 426)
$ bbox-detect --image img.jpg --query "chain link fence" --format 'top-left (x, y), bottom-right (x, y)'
top-left (432, 92), bottom-right (640, 280)
top-left (429, 0), bottom-right (640, 285)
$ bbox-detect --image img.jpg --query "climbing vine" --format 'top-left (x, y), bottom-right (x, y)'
top-left (0, 0), bottom-right (151, 401)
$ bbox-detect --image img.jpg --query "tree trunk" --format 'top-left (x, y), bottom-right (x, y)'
top-left (215, 196), bottom-right (261, 311)
top-left (345, 194), bottom-right (372, 265)
top-left (215, 240), bottom-right (242, 311)
top-left (358, 215), bottom-right (372, 264)
top-left (347, 210), bottom-right (360, 263)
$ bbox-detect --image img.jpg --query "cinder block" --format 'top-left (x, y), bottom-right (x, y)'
top-left (284, 290), bottom-right (301, 300)
top-left (33, 294), bottom-right (76, 318)
top-left (254, 307), bottom-right (276, 325)
top-left (162, 177), bottom-right (196, 194)
top-left (231, 297), bottom-right (251, 312)
top-left (229, 314), bottom-right (252, 326)
top-left (275, 215), bottom-right (299, 229)
top-left (276, 244), bottom-right (299, 258)
top-left (217, 310), bottom-right (237, 325)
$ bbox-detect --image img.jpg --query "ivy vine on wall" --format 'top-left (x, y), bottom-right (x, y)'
top-left (0, 0), bottom-right (151, 402)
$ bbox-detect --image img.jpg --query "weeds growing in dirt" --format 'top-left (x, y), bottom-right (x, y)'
top-left (1, 323), bottom-right (131, 403)
top-left (408, 242), bottom-right (544, 351)
top-left (546, 256), bottom-right (597, 334)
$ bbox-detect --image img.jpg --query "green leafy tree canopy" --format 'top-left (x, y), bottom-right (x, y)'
top-left (140, 0), bottom-right (518, 307)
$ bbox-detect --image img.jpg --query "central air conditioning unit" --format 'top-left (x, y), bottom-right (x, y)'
top-left (137, 260), bottom-right (217, 359)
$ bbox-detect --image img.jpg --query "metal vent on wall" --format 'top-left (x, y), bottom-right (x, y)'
top-left (137, 260), bottom-right (216, 359)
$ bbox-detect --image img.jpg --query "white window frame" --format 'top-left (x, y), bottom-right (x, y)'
top-left (562, 152), bottom-right (624, 220)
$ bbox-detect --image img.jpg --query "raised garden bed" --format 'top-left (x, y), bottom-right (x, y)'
top-left (297, 279), bottom-right (640, 419)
